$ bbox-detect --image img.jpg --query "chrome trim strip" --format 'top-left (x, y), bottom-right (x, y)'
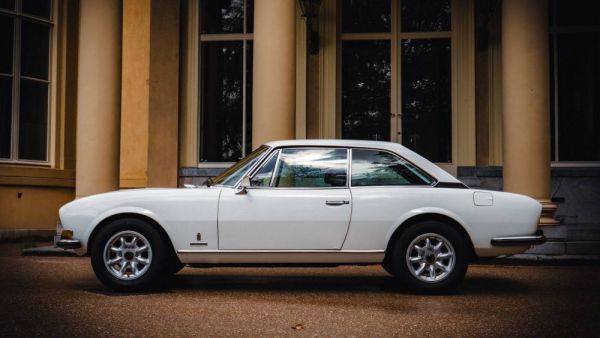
top-left (176, 250), bottom-right (385, 264)
top-left (490, 235), bottom-right (547, 247)
top-left (177, 249), bottom-right (384, 253)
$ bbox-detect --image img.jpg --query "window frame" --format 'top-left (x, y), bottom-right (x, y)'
top-left (0, 0), bottom-right (56, 165)
top-left (197, 0), bottom-right (254, 167)
top-left (348, 147), bottom-right (437, 188)
top-left (548, 0), bottom-right (600, 166)
top-left (338, 0), bottom-right (454, 165)
top-left (245, 146), bottom-right (351, 190)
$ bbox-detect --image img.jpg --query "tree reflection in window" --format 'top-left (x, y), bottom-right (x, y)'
top-left (273, 148), bottom-right (348, 188)
top-left (351, 149), bottom-right (434, 186)
top-left (402, 38), bottom-right (451, 163)
top-left (342, 40), bottom-right (391, 141)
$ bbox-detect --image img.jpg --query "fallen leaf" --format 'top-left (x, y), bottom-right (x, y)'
top-left (292, 324), bottom-right (305, 330)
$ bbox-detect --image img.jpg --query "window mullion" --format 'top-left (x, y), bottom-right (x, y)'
top-left (11, 15), bottom-right (22, 161)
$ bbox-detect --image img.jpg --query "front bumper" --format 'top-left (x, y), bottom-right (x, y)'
top-left (54, 235), bottom-right (82, 250)
top-left (491, 230), bottom-right (547, 247)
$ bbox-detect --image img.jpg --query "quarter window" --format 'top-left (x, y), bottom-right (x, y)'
top-left (250, 150), bottom-right (278, 187)
top-left (271, 148), bottom-right (348, 188)
top-left (351, 148), bottom-right (433, 186)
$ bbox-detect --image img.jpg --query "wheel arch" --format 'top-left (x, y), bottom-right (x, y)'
top-left (383, 213), bottom-right (476, 266)
top-left (87, 212), bottom-right (178, 260)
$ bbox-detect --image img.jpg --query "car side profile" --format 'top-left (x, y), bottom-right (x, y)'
top-left (55, 140), bottom-right (545, 293)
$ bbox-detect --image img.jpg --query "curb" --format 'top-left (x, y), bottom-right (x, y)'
top-left (21, 246), bottom-right (78, 257)
top-left (475, 254), bottom-right (600, 266)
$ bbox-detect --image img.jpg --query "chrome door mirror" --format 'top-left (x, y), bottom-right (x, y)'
top-left (235, 176), bottom-right (251, 195)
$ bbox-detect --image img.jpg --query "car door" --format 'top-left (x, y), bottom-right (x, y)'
top-left (218, 147), bottom-right (352, 250)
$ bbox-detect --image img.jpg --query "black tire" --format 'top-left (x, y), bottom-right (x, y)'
top-left (167, 255), bottom-right (185, 275)
top-left (381, 259), bottom-right (396, 276)
top-left (391, 221), bottom-right (469, 294)
top-left (90, 218), bottom-right (171, 292)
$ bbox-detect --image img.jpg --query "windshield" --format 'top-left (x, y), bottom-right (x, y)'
top-left (211, 146), bottom-right (269, 186)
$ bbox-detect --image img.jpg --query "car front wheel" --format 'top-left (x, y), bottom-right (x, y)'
top-left (90, 218), bottom-right (170, 291)
top-left (391, 221), bottom-right (469, 294)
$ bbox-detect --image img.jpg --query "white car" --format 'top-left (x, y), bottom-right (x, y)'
top-left (56, 140), bottom-right (545, 293)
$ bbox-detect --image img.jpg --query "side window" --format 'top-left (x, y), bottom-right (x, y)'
top-left (250, 150), bottom-right (279, 187)
top-left (272, 148), bottom-right (348, 188)
top-left (351, 149), bottom-right (434, 186)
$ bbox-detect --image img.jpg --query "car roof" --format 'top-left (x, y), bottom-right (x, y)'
top-left (263, 139), bottom-right (461, 184)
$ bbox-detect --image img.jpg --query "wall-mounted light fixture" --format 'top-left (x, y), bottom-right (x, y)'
top-left (298, 0), bottom-right (322, 54)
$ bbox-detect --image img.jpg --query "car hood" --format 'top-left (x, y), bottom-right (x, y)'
top-left (59, 187), bottom-right (221, 223)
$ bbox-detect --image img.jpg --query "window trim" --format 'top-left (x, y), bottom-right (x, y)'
top-left (337, 0), bottom-right (457, 165)
top-left (243, 146), bottom-right (351, 190)
top-left (548, 0), bottom-right (600, 164)
top-left (0, 0), bottom-right (56, 166)
top-left (197, 0), bottom-right (254, 165)
top-left (348, 147), bottom-right (437, 188)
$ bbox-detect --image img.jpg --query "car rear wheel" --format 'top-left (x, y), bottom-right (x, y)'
top-left (90, 218), bottom-right (170, 291)
top-left (391, 221), bottom-right (469, 294)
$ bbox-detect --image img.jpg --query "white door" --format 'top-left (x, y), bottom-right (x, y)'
top-left (218, 148), bottom-right (351, 250)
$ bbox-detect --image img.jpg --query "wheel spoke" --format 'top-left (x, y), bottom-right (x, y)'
top-left (433, 241), bottom-right (443, 252)
top-left (424, 238), bottom-right (431, 250)
top-left (409, 256), bottom-right (421, 263)
top-left (415, 263), bottom-right (426, 275)
top-left (437, 252), bottom-right (452, 259)
top-left (435, 261), bottom-right (449, 272)
top-left (110, 245), bottom-right (122, 253)
top-left (429, 265), bottom-right (436, 279)
top-left (107, 257), bottom-right (121, 266)
top-left (136, 245), bottom-right (148, 253)
top-left (136, 257), bottom-right (149, 265)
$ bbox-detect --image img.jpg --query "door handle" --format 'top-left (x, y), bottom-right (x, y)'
top-left (325, 200), bottom-right (350, 206)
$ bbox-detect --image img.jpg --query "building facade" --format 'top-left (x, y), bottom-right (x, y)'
top-left (1, 0), bottom-right (599, 254)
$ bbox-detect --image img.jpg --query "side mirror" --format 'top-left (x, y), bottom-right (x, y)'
top-left (235, 176), bottom-right (251, 195)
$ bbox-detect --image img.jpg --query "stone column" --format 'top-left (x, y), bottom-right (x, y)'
top-left (501, 0), bottom-right (558, 226)
top-left (75, 0), bottom-right (121, 198)
top-left (120, 0), bottom-right (180, 188)
top-left (252, 0), bottom-right (296, 148)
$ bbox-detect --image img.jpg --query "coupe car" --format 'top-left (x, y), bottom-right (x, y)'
top-left (55, 140), bottom-right (546, 293)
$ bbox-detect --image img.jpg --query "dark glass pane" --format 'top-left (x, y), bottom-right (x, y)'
top-left (246, 0), bottom-right (253, 33)
top-left (250, 150), bottom-right (278, 187)
top-left (201, 0), bottom-right (244, 34)
top-left (342, 40), bottom-right (391, 141)
top-left (342, 0), bottom-right (390, 33)
top-left (18, 79), bottom-right (48, 161)
top-left (556, 0), bottom-right (600, 27)
top-left (200, 41), bottom-right (244, 162)
top-left (401, 0), bottom-right (451, 32)
top-left (401, 38), bottom-right (451, 162)
top-left (245, 41), bottom-right (253, 155)
top-left (351, 149), bottom-right (434, 186)
top-left (22, 0), bottom-right (52, 19)
top-left (21, 21), bottom-right (50, 80)
top-left (0, 0), bottom-right (14, 11)
top-left (0, 15), bottom-right (13, 74)
top-left (0, 76), bottom-right (12, 158)
top-left (274, 148), bottom-right (348, 188)
top-left (556, 32), bottom-right (600, 161)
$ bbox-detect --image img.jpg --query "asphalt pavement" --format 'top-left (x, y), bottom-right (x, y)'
top-left (1, 243), bottom-right (599, 337)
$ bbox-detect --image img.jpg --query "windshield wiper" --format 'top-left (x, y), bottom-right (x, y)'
top-left (204, 177), bottom-right (214, 187)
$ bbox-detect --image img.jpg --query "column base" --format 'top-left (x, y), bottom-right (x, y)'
top-left (538, 199), bottom-right (559, 227)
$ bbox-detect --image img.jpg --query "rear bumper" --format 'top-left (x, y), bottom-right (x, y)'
top-left (491, 230), bottom-right (547, 247)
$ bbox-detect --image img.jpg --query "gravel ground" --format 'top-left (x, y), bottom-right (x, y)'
top-left (0, 243), bottom-right (599, 337)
